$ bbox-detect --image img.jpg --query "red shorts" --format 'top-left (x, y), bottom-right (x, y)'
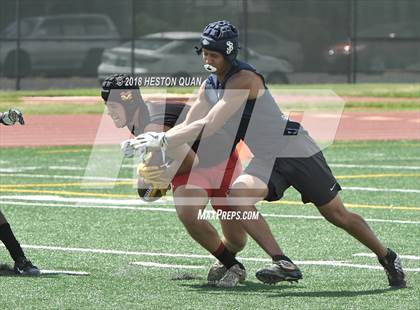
top-left (172, 150), bottom-right (242, 211)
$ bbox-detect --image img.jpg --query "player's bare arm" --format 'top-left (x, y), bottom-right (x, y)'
top-left (168, 81), bottom-right (211, 134)
top-left (143, 123), bottom-right (198, 175)
top-left (165, 71), bottom-right (263, 148)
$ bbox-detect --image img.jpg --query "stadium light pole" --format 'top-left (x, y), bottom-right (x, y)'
top-left (130, 0), bottom-right (135, 77)
top-left (15, 0), bottom-right (21, 90)
top-left (350, 0), bottom-right (358, 84)
top-left (242, 0), bottom-right (248, 62)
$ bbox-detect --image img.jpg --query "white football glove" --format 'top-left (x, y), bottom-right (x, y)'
top-left (1, 108), bottom-right (25, 125)
top-left (121, 139), bottom-right (150, 162)
top-left (120, 139), bottom-right (136, 158)
top-left (130, 132), bottom-right (168, 152)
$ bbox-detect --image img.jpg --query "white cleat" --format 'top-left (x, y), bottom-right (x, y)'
top-left (216, 264), bottom-right (246, 288)
top-left (207, 260), bottom-right (227, 284)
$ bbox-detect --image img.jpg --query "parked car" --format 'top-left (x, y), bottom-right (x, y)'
top-left (244, 30), bottom-right (304, 70)
top-left (98, 31), bottom-right (293, 84)
top-left (0, 14), bottom-right (120, 77)
top-left (326, 22), bottom-right (420, 74)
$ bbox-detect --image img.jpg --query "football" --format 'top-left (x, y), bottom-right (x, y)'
top-left (137, 176), bottom-right (170, 202)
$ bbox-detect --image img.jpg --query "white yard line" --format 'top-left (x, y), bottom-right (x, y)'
top-left (1, 165), bottom-right (133, 172)
top-left (0, 167), bottom-right (43, 173)
top-left (2, 244), bottom-right (419, 272)
top-left (3, 172), bottom-right (420, 195)
top-left (353, 253), bottom-right (420, 260)
top-left (130, 262), bottom-right (205, 269)
top-left (130, 261), bottom-right (420, 272)
top-left (0, 195), bottom-right (168, 205)
top-left (360, 218), bottom-right (420, 224)
top-left (40, 269), bottom-right (90, 276)
top-left (48, 166), bottom-right (86, 171)
top-left (130, 260), bottom-right (353, 269)
top-left (15, 244), bottom-right (216, 259)
top-left (327, 263), bottom-right (420, 272)
top-left (262, 212), bottom-right (420, 224)
top-left (2, 198), bottom-right (420, 224)
top-left (0, 244), bottom-right (346, 265)
top-left (342, 186), bottom-right (420, 194)
top-left (2, 200), bottom-right (420, 224)
top-left (0, 200), bottom-right (175, 212)
top-left (330, 163), bottom-right (420, 170)
top-left (11, 162), bottom-right (420, 173)
top-left (0, 173), bottom-right (134, 182)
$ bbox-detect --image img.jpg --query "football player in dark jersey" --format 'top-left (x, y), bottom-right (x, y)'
top-left (131, 21), bottom-right (406, 289)
top-left (101, 75), bottom-right (248, 287)
top-left (0, 109), bottom-right (40, 275)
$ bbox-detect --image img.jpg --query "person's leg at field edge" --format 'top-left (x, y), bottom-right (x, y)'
top-left (228, 174), bottom-right (405, 288)
top-left (0, 211), bottom-right (40, 275)
top-left (317, 194), bottom-right (406, 288)
top-left (227, 174), bottom-right (302, 283)
top-left (173, 186), bottom-right (246, 287)
top-left (318, 194), bottom-right (387, 257)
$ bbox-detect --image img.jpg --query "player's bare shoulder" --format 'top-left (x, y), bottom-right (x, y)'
top-left (226, 70), bottom-right (264, 99)
top-left (194, 80), bottom-right (211, 108)
top-left (196, 80), bottom-right (208, 101)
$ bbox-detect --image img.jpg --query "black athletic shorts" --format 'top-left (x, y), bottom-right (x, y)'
top-left (244, 151), bottom-right (341, 207)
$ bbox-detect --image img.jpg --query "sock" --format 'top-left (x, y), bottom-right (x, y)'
top-left (0, 223), bottom-right (25, 262)
top-left (213, 242), bottom-right (244, 270)
top-left (272, 254), bottom-right (293, 263)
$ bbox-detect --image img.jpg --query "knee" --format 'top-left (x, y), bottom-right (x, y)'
top-left (228, 182), bottom-right (249, 197)
top-left (175, 205), bottom-right (201, 228)
top-left (222, 235), bottom-right (247, 253)
top-left (228, 182), bottom-right (264, 207)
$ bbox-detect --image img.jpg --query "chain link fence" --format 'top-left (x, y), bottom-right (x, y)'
top-left (0, 0), bottom-right (419, 90)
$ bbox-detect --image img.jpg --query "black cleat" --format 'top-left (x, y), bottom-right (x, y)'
top-left (256, 259), bottom-right (302, 284)
top-left (378, 248), bottom-right (406, 289)
top-left (14, 257), bottom-right (40, 276)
